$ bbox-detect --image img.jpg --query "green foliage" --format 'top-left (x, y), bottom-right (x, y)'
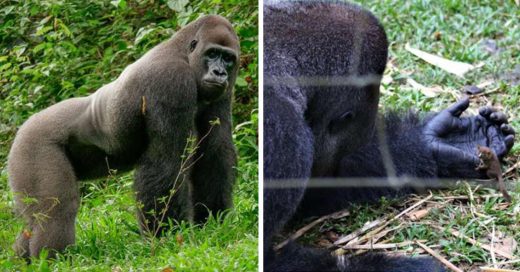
top-left (0, 0), bottom-right (257, 270)
top-left (0, 0), bottom-right (258, 160)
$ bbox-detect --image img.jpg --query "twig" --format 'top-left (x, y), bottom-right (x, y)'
top-left (491, 224), bottom-right (497, 268)
top-left (415, 240), bottom-right (463, 272)
top-left (340, 240), bottom-right (423, 250)
top-left (334, 193), bottom-right (433, 246)
top-left (333, 217), bottom-right (387, 246)
top-left (480, 268), bottom-right (520, 272)
top-left (432, 225), bottom-right (515, 259)
top-left (493, 259), bottom-right (520, 266)
top-left (439, 194), bottom-right (503, 200)
top-left (504, 159), bottom-right (520, 176)
top-left (274, 210), bottom-right (350, 251)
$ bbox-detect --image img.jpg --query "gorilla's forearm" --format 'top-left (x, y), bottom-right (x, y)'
top-left (297, 113), bottom-right (435, 217)
top-left (191, 97), bottom-right (237, 222)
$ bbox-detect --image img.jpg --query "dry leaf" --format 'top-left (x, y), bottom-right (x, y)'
top-left (325, 231), bottom-right (339, 242)
top-left (480, 267), bottom-right (519, 272)
top-left (406, 208), bottom-right (430, 221)
top-left (316, 239), bottom-right (332, 247)
top-left (496, 237), bottom-right (518, 256)
top-left (433, 31), bottom-right (442, 41)
top-left (162, 267), bottom-right (175, 272)
top-left (382, 74), bottom-right (393, 85)
top-left (405, 43), bottom-right (478, 78)
top-left (176, 234), bottom-right (184, 245)
top-left (112, 266), bottom-right (123, 272)
top-left (22, 229), bottom-right (31, 239)
top-left (406, 78), bottom-right (443, 97)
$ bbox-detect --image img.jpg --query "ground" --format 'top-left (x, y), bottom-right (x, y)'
top-left (280, 1), bottom-right (520, 271)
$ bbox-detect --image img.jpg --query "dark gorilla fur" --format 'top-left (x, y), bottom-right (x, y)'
top-left (8, 15), bottom-right (239, 258)
top-left (264, 1), bottom-right (514, 272)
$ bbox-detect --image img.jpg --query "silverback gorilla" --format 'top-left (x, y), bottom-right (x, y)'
top-left (264, 2), bottom-right (515, 272)
top-left (8, 15), bottom-right (239, 258)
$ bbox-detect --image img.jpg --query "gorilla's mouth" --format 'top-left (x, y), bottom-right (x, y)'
top-left (203, 79), bottom-right (227, 89)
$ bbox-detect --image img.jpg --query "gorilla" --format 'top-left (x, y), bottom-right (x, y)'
top-left (263, 2), bottom-right (515, 271)
top-left (8, 15), bottom-right (239, 259)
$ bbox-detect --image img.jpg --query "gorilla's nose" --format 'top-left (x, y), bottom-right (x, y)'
top-left (212, 68), bottom-right (227, 77)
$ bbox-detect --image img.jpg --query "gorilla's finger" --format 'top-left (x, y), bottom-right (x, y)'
top-left (446, 97), bottom-right (470, 116)
top-left (487, 125), bottom-right (507, 157)
top-left (490, 112), bottom-right (508, 124)
top-left (501, 124), bottom-right (515, 136)
top-left (505, 135), bottom-right (515, 150)
top-left (478, 106), bottom-right (497, 118)
top-left (437, 143), bottom-right (479, 165)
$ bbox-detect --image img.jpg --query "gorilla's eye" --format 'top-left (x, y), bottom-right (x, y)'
top-left (189, 40), bottom-right (198, 52)
top-left (207, 49), bottom-right (219, 59)
top-left (329, 111), bottom-right (355, 134)
top-left (223, 54), bottom-right (234, 63)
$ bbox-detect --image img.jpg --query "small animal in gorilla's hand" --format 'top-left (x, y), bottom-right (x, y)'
top-left (8, 15), bottom-right (239, 259)
top-left (476, 145), bottom-right (511, 202)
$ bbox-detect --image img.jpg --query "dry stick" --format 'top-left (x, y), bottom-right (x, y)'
top-left (415, 240), bottom-right (463, 272)
top-left (493, 259), bottom-right (520, 266)
top-left (491, 224), bottom-right (498, 268)
top-left (340, 240), bottom-right (423, 250)
top-left (332, 217), bottom-right (388, 246)
top-left (334, 192), bottom-right (433, 246)
top-left (432, 225), bottom-right (515, 259)
top-left (440, 194), bottom-right (503, 200)
top-left (504, 159), bottom-right (520, 176)
top-left (274, 209), bottom-right (350, 251)
top-left (480, 268), bottom-right (520, 272)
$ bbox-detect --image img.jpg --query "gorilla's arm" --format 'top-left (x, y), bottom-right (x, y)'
top-left (298, 99), bottom-right (515, 217)
top-left (133, 66), bottom-right (197, 233)
top-left (339, 98), bottom-right (515, 180)
top-left (191, 95), bottom-right (237, 223)
top-left (264, 93), bottom-right (315, 268)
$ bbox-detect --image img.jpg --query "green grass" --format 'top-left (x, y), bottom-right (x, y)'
top-left (285, 0), bottom-right (520, 271)
top-left (0, 0), bottom-right (258, 271)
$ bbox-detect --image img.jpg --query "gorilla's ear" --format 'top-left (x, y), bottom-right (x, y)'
top-left (189, 40), bottom-right (198, 52)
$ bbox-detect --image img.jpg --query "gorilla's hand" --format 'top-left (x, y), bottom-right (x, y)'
top-left (423, 97), bottom-right (515, 167)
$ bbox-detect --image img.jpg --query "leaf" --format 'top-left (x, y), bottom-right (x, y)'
top-left (36, 26), bottom-right (53, 36)
top-left (110, 0), bottom-right (127, 9)
top-left (0, 62), bottom-right (12, 72)
top-left (496, 237), bottom-right (518, 256)
top-left (405, 43), bottom-right (478, 78)
top-left (167, 0), bottom-right (189, 12)
top-left (134, 27), bottom-right (156, 45)
top-left (406, 208), bottom-right (430, 221)
top-left (33, 43), bottom-right (48, 53)
top-left (406, 78), bottom-right (443, 97)
top-left (236, 76), bottom-right (248, 87)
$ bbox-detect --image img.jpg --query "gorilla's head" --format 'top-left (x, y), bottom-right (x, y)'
top-left (188, 15), bottom-right (240, 102)
top-left (287, 2), bottom-right (388, 177)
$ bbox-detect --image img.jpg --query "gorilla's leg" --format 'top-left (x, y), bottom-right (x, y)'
top-left (192, 97), bottom-right (237, 223)
top-left (134, 89), bottom-right (197, 235)
top-left (10, 141), bottom-right (79, 258)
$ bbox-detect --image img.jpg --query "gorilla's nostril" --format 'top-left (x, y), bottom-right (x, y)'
top-left (213, 69), bottom-right (226, 76)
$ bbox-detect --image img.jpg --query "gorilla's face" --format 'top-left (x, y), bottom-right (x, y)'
top-left (200, 44), bottom-right (237, 93)
top-left (307, 85), bottom-right (380, 176)
top-left (189, 22), bottom-right (239, 102)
